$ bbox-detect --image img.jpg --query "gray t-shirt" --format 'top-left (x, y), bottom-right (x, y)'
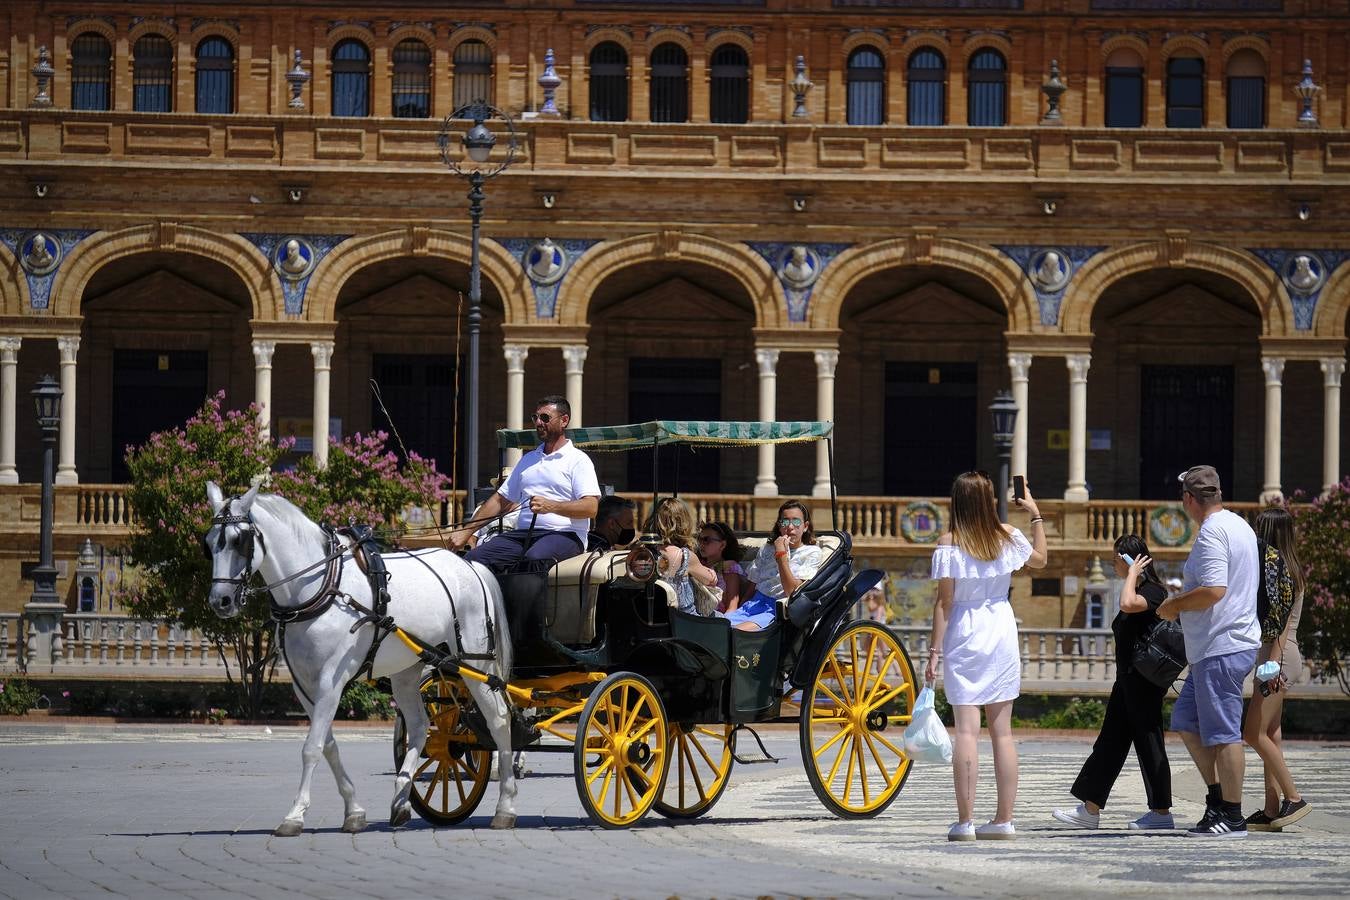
top-left (1180, 508), bottom-right (1261, 663)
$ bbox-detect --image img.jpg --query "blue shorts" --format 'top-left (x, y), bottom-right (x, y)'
top-left (1170, 648), bottom-right (1257, 746)
top-left (724, 590), bottom-right (777, 630)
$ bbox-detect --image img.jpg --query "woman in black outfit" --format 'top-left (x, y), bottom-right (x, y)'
top-left (1052, 534), bottom-right (1174, 830)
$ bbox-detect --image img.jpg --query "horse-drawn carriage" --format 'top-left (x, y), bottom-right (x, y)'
top-left (203, 420), bottom-right (919, 835)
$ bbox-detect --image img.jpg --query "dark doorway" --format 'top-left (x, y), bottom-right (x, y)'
top-left (1139, 365), bottom-right (1235, 500)
top-left (884, 362), bottom-right (978, 496)
top-left (371, 354), bottom-right (460, 474)
top-left (111, 349), bottom-right (209, 481)
top-left (627, 358), bottom-right (721, 493)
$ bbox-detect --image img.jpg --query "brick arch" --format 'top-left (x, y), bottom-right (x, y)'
top-left (0, 241), bottom-right (29, 315)
top-left (585, 28), bottom-right (633, 55)
top-left (555, 232), bottom-right (782, 328)
top-left (1221, 35), bottom-right (1270, 67)
top-left (645, 29), bottom-right (693, 56)
top-left (448, 26), bottom-right (498, 54)
top-left (898, 34), bottom-right (952, 62)
top-left (190, 23), bottom-right (241, 53)
top-left (1312, 262), bottom-right (1350, 339)
top-left (50, 225), bottom-right (281, 320)
top-left (304, 229), bottom-right (528, 324)
top-left (1060, 241), bottom-right (1289, 336)
top-left (129, 20), bottom-right (177, 45)
top-left (808, 236), bottom-right (1036, 332)
top-left (327, 25), bottom-right (376, 54)
top-left (706, 30), bottom-right (754, 58)
top-left (65, 19), bottom-right (116, 46)
top-left (1161, 35), bottom-right (1210, 61)
top-left (843, 31), bottom-right (889, 58)
top-left (961, 34), bottom-right (1014, 66)
top-left (1100, 33), bottom-right (1150, 63)
top-left (388, 25), bottom-right (437, 50)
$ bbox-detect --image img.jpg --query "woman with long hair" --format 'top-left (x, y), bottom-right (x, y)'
top-left (650, 498), bottom-right (718, 616)
top-left (1052, 534), bottom-right (1174, 830)
top-left (1242, 506), bottom-right (1311, 830)
top-left (727, 499), bottom-right (821, 632)
top-left (698, 520), bottom-right (746, 613)
top-left (926, 471), bottom-right (1048, 841)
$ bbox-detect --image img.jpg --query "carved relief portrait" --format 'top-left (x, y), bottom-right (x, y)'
top-left (779, 244), bottom-right (820, 289)
top-left (1029, 248), bottom-right (1070, 292)
top-left (20, 231), bottom-right (61, 276)
top-left (525, 237), bottom-right (567, 285)
top-left (1283, 253), bottom-right (1325, 295)
top-left (274, 237), bottom-right (316, 281)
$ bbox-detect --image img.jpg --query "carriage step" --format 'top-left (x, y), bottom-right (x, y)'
top-left (730, 724), bottom-right (780, 765)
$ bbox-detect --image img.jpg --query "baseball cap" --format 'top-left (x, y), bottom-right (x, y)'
top-left (1177, 465), bottom-right (1221, 497)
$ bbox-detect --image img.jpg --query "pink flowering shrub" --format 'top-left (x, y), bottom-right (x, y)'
top-left (118, 392), bottom-right (448, 717)
top-left (1294, 477), bottom-right (1350, 695)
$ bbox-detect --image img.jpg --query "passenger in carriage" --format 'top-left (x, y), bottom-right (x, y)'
top-left (649, 498), bottom-right (719, 615)
top-left (449, 395), bottom-right (601, 568)
top-left (587, 495), bottom-right (637, 552)
top-left (726, 500), bottom-right (822, 632)
top-left (697, 520), bottom-right (747, 613)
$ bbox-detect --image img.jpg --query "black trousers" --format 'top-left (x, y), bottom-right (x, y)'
top-left (1071, 671), bottom-right (1172, 810)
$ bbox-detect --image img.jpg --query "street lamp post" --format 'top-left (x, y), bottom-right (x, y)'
top-left (24, 374), bottom-right (63, 671)
top-left (988, 390), bottom-right (1019, 523)
top-left (439, 101), bottom-right (518, 501)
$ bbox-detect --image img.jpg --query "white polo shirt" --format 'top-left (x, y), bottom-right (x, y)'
top-left (1180, 508), bottom-right (1261, 663)
top-left (497, 439), bottom-right (600, 545)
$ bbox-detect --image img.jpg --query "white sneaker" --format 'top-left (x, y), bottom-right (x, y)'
top-left (1052, 802), bottom-right (1100, 829)
top-left (948, 820), bottom-right (976, 842)
top-left (975, 820), bottom-right (1016, 840)
top-left (1127, 811), bottom-right (1176, 830)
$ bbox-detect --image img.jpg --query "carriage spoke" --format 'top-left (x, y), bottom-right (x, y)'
top-left (854, 733), bottom-right (871, 805)
top-left (841, 735), bottom-right (857, 802)
top-left (812, 720), bottom-right (851, 760)
top-left (872, 729), bottom-right (907, 759)
top-left (814, 680), bottom-right (848, 710)
top-left (862, 731), bottom-right (898, 788)
top-left (827, 655), bottom-right (853, 705)
top-left (864, 683), bottom-right (908, 716)
top-left (864, 652), bottom-right (901, 704)
top-left (585, 752), bottom-right (614, 787)
top-left (824, 728), bottom-right (852, 786)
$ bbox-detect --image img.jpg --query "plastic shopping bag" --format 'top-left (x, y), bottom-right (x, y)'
top-left (902, 686), bottom-right (953, 764)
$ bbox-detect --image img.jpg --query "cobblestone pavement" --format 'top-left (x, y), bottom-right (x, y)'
top-left (0, 721), bottom-right (1346, 899)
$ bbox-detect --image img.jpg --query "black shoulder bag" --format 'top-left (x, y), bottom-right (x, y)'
top-left (1131, 617), bottom-right (1187, 688)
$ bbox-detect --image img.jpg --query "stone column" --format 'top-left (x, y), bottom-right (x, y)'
top-left (563, 344), bottom-right (587, 427)
top-left (812, 349), bottom-right (839, 498)
top-left (310, 341), bottom-right (334, 469)
top-left (55, 336), bottom-right (80, 485)
top-left (1008, 352), bottom-right (1032, 483)
top-left (251, 340), bottom-right (276, 440)
top-left (0, 338), bottom-right (20, 484)
top-left (1064, 353), bottom-right (1091, 502)
top-left (754, 348), bottom-right (780, 496)
top-left (503, 344), bottom-right (529, 467)
top-left (1321, 357), bottom-right (1345, 494)
top-left (1261, 356), bottom-right (1285, 503)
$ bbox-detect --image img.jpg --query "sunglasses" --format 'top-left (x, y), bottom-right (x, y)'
top-left (778, 518), bottom-right (804, 527)
top-left (698, 535), bottom-right (723, 544)
top-left (531, 413), bottom-right (556, 424)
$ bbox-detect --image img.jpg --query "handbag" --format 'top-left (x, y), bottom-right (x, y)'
top-left (1131, 618), bottom-right (1187, 688)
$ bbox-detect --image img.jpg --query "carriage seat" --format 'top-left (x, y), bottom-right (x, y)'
top-left (730, 533), bottom-right (848, 626)
top-left (530, 548), bottom-right (627, 645)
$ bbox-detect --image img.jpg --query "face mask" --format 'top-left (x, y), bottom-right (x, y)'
top-left (615, 527), bottom-right (636, 546)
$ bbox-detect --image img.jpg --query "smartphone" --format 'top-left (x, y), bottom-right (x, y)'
top-left (1118, 553), bottom-right (1136, 567)
top-left (1012, 475), bottom-right (1026, 501)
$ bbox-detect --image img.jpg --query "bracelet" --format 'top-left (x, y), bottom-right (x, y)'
top-left (1030, 516), bottom-right (1044, 524)
top-left (775, 550), bottom-right (789, 559)
top-left (928, 648), bottom-right (940, 656)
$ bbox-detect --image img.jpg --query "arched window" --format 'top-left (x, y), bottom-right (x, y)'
top-left (133, 35), bottom-right (173, 112)
top-left (332, 39), bottom-right (370, 117)
top-left (195, 37), bottom-right (235, 113)
top-left (1104, 47), bottom-right (1145, 128)
top-left (967, 49), bottom-right (1007, 126)
top-left (589, 41), bottom-right (628, 122)
top-left (71, 33), bottom-right (112, 111)
top-left (1166, 55), bottom-right (1205, 128)
top-left (846, 46), bottom-right (885, 125)
top-left (453, 40), bottom-right (492, 109)
top-left (649, 42), bottom-right (689, 123)
top-left (906, 48), bottom-right (946, 126)
top-left (392, 39), bottom-right (431, 118)
top-left (709, 44), bottom-right (749, 124)
top-left (1226, 49), bottom-right (1265, 129)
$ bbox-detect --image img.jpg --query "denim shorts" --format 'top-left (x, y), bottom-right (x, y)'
top-left (1170, 648), bottom-right (1258, 746)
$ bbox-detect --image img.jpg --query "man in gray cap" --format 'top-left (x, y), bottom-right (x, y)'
top-left (1157, 465), bottom-right (1260, 837)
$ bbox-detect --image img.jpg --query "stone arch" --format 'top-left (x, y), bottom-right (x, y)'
top-left (388, 24), bottom-right (437, 50)
top-left (304, 228), bottom-right (528, 324)
top-left (961, 33), bottom-right (1014, 66)
top-left (51, 225), bottom-right (281, 320)
top-left (128, 20), bottom-right (177, 45)
top-left (189, 22), bottom-right (241, 53)
top-left (645, 28), bottom-right (693, 56)
top-left (65, 18), bottom-right (116, 46)
top-left (1161, 34), bottom-right (1210, 61)
top-left (584, 27), bottom-right (634, 55)
top-left (1100, 33), bottom-right (1150, 63)
top-left (448, 26), bottom-right (498, 54)
top-left (705, 30), bottom-right (754, 58)
top-left (1312, 262), bottom-right (1350, 338)
top-left (556, 232), bottom-right (782, 328)
top-left (0, 241), bottom-right (30, 315)
top-left (808, 235), bottom-right (1036, 332)
top-left (1061, 241), bottom-right (1290, 336)
top-left (1221, 35), bottom-right (1270, 66)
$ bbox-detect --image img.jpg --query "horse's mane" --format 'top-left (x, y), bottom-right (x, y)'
top-left (253, 493), bottom-right (326, 548)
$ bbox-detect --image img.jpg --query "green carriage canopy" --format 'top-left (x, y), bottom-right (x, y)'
top-left (496, 420), bottom-right (833, 451)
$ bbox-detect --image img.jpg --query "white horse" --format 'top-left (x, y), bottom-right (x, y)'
top-left (203, 481), bottom-right (518, 835)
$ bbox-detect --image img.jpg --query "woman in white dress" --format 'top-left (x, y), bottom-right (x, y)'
top-left (925, 471), bottom-right (1048, 841)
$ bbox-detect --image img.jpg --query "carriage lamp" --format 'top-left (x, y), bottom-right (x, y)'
top-left (988, 390), bottom-right (1019, 523)
top-left (624, 544), bottom-right (658, 583)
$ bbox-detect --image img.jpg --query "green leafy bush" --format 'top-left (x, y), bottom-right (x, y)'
top-left (0, 678), bottom-right (42, 715)
top-left (339, 680), bottom-right (396, 720)
top-left (1037, 697), bottom-right (1106, 730)
top-left (1294, 479), bottom-right (1350, 695)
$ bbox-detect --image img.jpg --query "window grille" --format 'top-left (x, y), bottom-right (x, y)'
top-left (195, 37), bottom-right (234, 113)
top-left (453, 40), bottom-right (492, 109)
top-left (846, 46), bottom-right (885, 125)
top-left (649, 43), bottom-right (689, 123)
top-left (133, 35), bottom-right (173, 112)
top-left (589, 41), bottom-right (628, 122)
top-left (392, 39), bottom-right (431, 118)
top-left (709, 44), bottom-right (749, 124)
top-left (71, 33), bottom-right (112, 111)
top-left (967, 49), bottom-right (1007, 126)
top-left (1166, 56), bottom-right (1204, 128)
top-left (906, 48), bottom-right (946, 126)
top-left (332, 39), bottom-right (370, 117)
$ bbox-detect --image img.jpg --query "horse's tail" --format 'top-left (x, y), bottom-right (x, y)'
top-left (479, 563), bottom-right (514, 685)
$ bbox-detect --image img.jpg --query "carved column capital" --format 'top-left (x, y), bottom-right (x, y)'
top-left (813, 349), bottom-right (839, 377)
top-left (57, 335), bottom-right (81, 361)
top-left (0, 337), bottom-right (20, 363)
top-left (503, 344), bottom-right (530, 372)
top-left (562, 344), bottom-right (588, 374)
top-left (1065, 352), bottom-right (1091, 382)
top-left (1008, 352), bottom-right (1033, 382)
top-left (755, 348), bottom-right (780, 376)
top-left (1320, 357), bottom-right (1345, 387)
top-left (310, 341), bottom-right (335, 370)
top-left (1261, 356), bottom-right (1285, 386)
top-left (251, 340), bottom-right (276, 367)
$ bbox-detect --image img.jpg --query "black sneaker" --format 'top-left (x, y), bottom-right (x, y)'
top-left (1245, 809), bottom-right (1279, 833)
top-left (1271, 798), bottom-right (1311, 829)
top-left (1185, 812), bottom-right (1247, 838)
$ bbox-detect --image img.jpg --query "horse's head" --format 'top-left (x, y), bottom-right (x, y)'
top-left (203, 481), bottom-right (266, 619)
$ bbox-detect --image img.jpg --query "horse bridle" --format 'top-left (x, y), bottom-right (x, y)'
top-left (204, 499), bottom-right (267, 606)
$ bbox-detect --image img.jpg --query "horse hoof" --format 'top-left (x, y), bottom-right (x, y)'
top-left (273, 820), bottom-right (304, 837)
top-left (390, 805), bottom-right (412, 829)
top-left (342, 813), bottom-right (368, 834)
top-left (489, 812), bottom-right (516, 830)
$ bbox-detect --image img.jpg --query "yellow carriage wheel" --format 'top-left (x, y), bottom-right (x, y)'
top-left (800, 621), bottom-right (917, 818)
top-left (573, 672), bottom-right (669, 828)
top-left (653, 724), bottom-right (735, 819)
top-left (408, 675), bottom-right (493, 826)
